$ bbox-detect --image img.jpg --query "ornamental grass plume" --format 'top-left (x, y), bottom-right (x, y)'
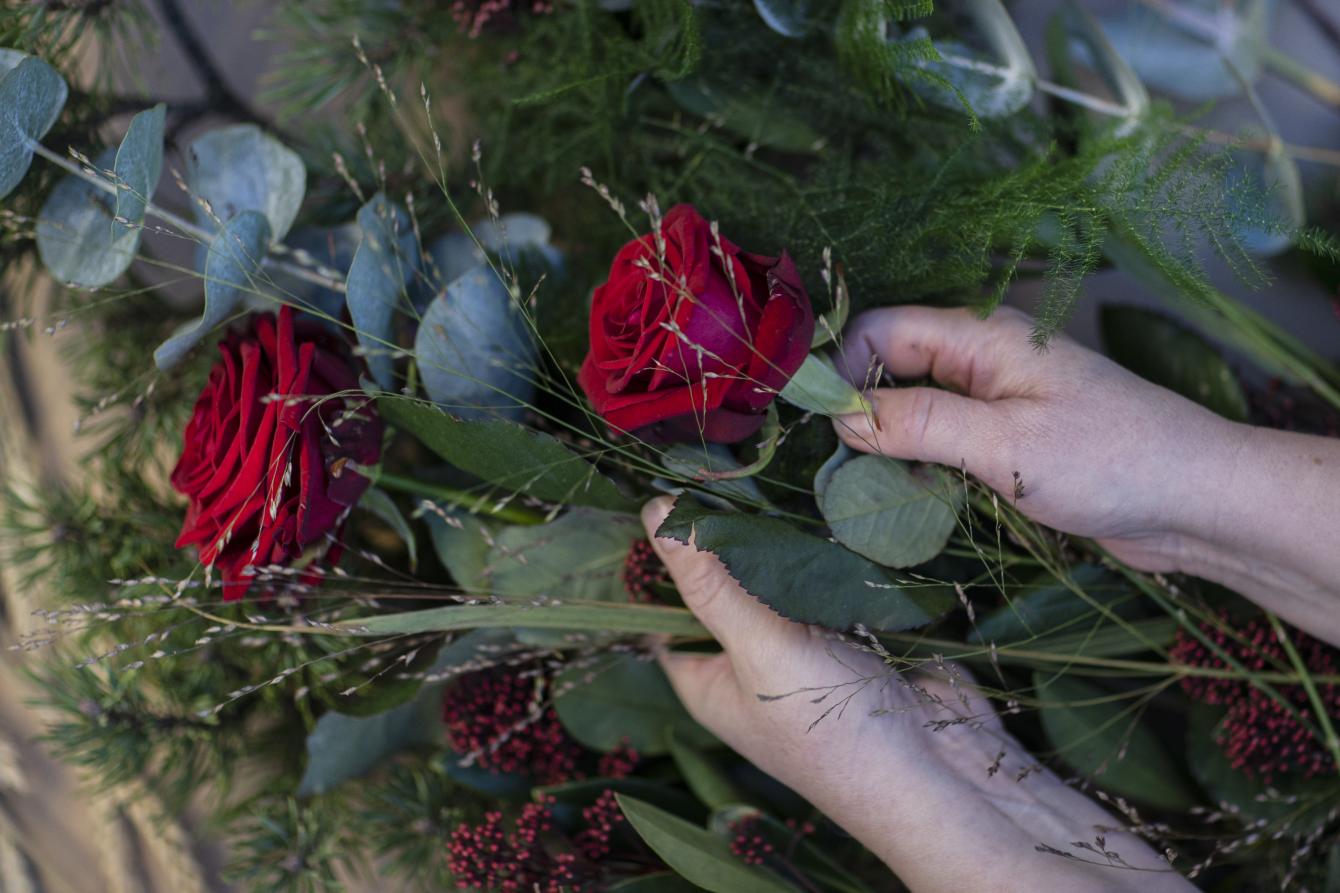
top-left (441, 666), bottom-right (582, 784)
top-left (1171, 617), bottom-right (1340, 781)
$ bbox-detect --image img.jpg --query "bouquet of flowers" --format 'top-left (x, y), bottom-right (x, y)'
top-left (3, 0), bottom-right (1340, 890)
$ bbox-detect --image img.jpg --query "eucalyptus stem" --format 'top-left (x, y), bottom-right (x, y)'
top-left (28, 141), bottom-right (346, 294)
top-left (1261, 45), bottom-right (1340, 109)
top-left (372, 470), bottom-right (544, 525)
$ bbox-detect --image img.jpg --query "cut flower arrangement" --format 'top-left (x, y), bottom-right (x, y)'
top-left (3, 1), bottom-right (1340, 891)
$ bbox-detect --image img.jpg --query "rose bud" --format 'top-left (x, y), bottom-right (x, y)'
top-left (170, 306), bottom-right (382, 599)
top-left (578, 204), bottom-right (815, 443)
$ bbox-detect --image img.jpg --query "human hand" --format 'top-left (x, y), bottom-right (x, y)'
top-left (644, 497), bottom-right (1192, 893)
top-left (831, 305), bottom-right (1340, 647)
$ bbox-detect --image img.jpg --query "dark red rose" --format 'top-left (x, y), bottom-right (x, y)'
top-left (578, 204), bottom-right (815, 443)
top-left (170, 306), bottom-right (382, 599)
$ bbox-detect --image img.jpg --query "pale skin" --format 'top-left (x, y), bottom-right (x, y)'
top-left (649, 305), bottom-right (1340, 892)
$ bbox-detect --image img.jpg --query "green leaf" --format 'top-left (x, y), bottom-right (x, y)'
top-left (538, 776), bottom-right (703, 820)
top-left (554, 653), bottom-right (717, 755)
top-left (779, 353), bottom-right (871, 417)
top-left (37, 106), bottom-right (165, 288)
top-left (1099, 305), bottom-right (1249, 422)
top-left (424, 509), bottom-right (494, 591)
top-left (658, 498), bottom-right (953, 631)
top-left (668, 729), bottom-right (742, 811)
top-left (618, 796), bottom-right (794, 893)
top-left (819, 455), bottom-right (961, 568)
top-left (753, 0), bottom-right (813, 38)
top-left (415, 265), bottom-right (536, 421)
top-left (969, 565), bottom-right (1128, 645)
top-left (348, 193), bottom-right (418, 389)
top-left (1051, 3), bottom-right (1149, 130)
top-left (378, 395), bottom-right (633, 511)
top-left (358, 487), bottom-right (417, 571)
top-left (900, 0), bottom-right (1036, 118)
top-left (338, 600), bottom-right (707, 638)
top-left (812, 442), bottom-right (854, 502)
top-left (660, 443), bottom-right (770, 507)
top-left (0, 53), bottom-right (67, 199)
top-left (1034, 671), bottom-right (1197, 811)
top-left (297, 685), bottom-right (441, 796)
top-left (609, 874), bottom-right (706, 892)
top-left (486, 509), bottom-right (642, 601)
top-left (185, 124), bottom-right (305, 239)
top-left (153, 210), bottom-right (271, 369)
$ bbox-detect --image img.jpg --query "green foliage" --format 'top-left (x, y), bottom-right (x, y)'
top-left (0, 52), bottom-right (67, 197)
top-left (818, 454), bottom-right (962, 567)
top-left (347, 193), bottom-right (417, 388)
top-left (485, 508), bottom-right (643, 600)
top-left (658, 496), bottom-right (954, 631)
top-left (225, 798), bottom-right (356, 893)
top-left (298, 683), bottom-right (442, 795)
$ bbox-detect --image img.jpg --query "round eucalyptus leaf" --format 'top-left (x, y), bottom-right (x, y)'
top-left (0, 53), bottom-right (69, 199)
top-left (485, 509), bottom-right (643, 602)
top-left (36, 105), bottom-right (164, 287)
top-left (346, 193), bottom-right (418, 389)
top-left (154, 210), bottom-right (272, 369)
top-left (415, 265), bottom-right (537, 421)
top-left (754, 0), bottom-right (813, 37)
top-left (186, 124), bottom-right (305, 240)
top-left (899, 0), bottom-right (1036, 119)
top-left (819, 454), bottom-right (960, 568)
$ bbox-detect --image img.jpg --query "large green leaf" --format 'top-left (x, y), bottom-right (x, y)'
top-left (185, 124), bottom-right (305, 239)
top-left (153, 210), bottom-right (271, 369)
top-left (1099, 305), bottom-right (1249, 423)
top-left (899, 0), bottom-right (1036, 119)
top-left (554, 652), bottom-right (717, 755)
top-left (1034, 672), bottom-right (1197, 811)
top-left (36, 105), bottom-right (165, 287)
top-left (778, 353), bottom-right (869, 417)
top-left (0, 52), bottom-right (67, 199)
top-left (338, 600), bottom-right (706, 638)
top-left (819, 455), bottom-right (961, 568)
top-left (618, 796), bottom-right (794, 893)
top-left (378, 395), bottom-right (633, 511)
top-left (297, 684), bottom-right (441, 796)
top-left (348, 193), bottom-right (418, 388)
top-left (609, 874), bottom-right (706, 892)
top-left (425, 509), bottom-right (495, 591)
top-left (486, 509), bottom-right (642, 601)
top-left (657, 498), bottom-right (953, 631)
top-left (415, 264), bottom-right (536, 421)
top-left (668, 729), bottom-right (743, 812)
top-left (968, 565), bottom-right (1129, 645)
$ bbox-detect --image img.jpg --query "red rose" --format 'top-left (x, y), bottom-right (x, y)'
top-left (170, 306), bottom-right (382, 599)
top-left (578, 204), bottom-right (814, 443)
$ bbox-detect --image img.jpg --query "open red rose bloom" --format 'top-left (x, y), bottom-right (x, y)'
top-left (578, 204), bottom-right (814, 443)
top-left (170, 306), bottom-right (382, 599)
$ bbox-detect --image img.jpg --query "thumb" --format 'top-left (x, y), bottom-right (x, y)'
top-left (833, 387), bottom-right (1007, 488)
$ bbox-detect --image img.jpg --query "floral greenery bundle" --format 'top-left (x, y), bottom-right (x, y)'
top-left (3, 1), bottom-right (1340, 891)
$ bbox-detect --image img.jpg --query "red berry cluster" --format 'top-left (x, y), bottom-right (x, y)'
top-left (447, 800), bottom-right (582, 892)
top-left (441, 667), bottom-right (583, 784)
top-left (450, 0), bottom-right (554, 39)
top-left (728, 815), bottom-right (775, 866)
top-left (597, 740), bottom-right (640, 780)
top-left (574, 790), bottom-right (626, 860)
top-left (1171, 618), bottom-right (1340, 780)
top-left (623, 539), bottom-right (669, 603)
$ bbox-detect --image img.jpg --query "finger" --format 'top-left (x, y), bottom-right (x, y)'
top-left (641, 497), bottom-right (799, 654)
top-left (833, 387), bottom-right (1011, 491)
top-left (656, 648), bottom-right (747, 739)
top-left (838, 305), bottom-right (1034, 398)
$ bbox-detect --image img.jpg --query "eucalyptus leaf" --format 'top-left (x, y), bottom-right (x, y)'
top-left (415, 265), bottom-right (536, 420)
top-left (425, 509), bottom-right (495, 591)
top-left (1034, 671), bottom-right (1197, 811)
top-left (1098, 0), bottom-right (1272, 101)
top-left (297, 686), bottom-right (441, 796)
top-left (819, 454), bottom-right (961, 568)
top-left (486, 509), bottom-right (642, 601)
top-left (754, 0), bottom-right (812, 38)
top-left (338, 600), bottom-right (707, 638)
top-left (812, 442), bottom-right (854, 502)
top-left (779, 352), bottom-right (871, 417)
top-left (153, 210), bottom-right (271, 369)
top-left (358, 487), bottom-right (417, 571)
top-left (0, 53), bottom-right (68, 199)
top-left (660, 443), bottom-right (769, 507)
top-left (1053, 2), bottom-right (1150, 133)
top-left (900, 0), bottom-right (1037, 119)
top-left (658, 498), bottom-right (954, 631)
top-left (617, 796), bottom-right (794, 893)
top-left (186, 124), bottom-right (305, 239)
top-left (554, 652), bottom-right (717, 755)
top-left (1099, 305), bottom-right (1248, 423)
top-left (377, 395), bottom-right (633, 511)
top-left (38, 104), bottom-right (167, 287)
top-left (348, 194), bottom-right (419, 389)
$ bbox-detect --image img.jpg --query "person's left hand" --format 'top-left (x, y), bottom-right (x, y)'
top-left (644, 496), bottom-right (1193, 893)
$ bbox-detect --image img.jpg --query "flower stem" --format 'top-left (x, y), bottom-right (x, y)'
top-left (1266, 612), bottom-right (1340, 773)
top-left (372, 471), bottom-right (544, 525)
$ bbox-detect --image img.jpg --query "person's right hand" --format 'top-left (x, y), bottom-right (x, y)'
top-left (833, 305), bottom-right (1340, 647)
